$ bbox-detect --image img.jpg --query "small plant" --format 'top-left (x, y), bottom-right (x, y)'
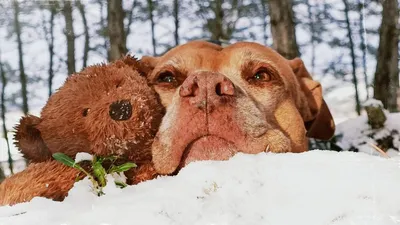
top-left (52, 153), bottom-right (136, 196)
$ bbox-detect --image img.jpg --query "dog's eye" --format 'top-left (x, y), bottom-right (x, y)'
top-left (157, 71), bottom-right (176, 83)
top-left (249, 70), bottom-right (271, 83)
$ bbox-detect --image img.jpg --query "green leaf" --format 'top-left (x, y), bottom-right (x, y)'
top-left (93, 155), bottom-right (100, 163)
top-left (54, 153), bottom-right (137, 195)
top-left (92, 161), bottom-right (107, 187)
top-left (102, 155), bottom-right (119, 162)
top-left (52, 153), bottom-right (91, 176)
top-left (108, 162), bottom-right (137, 174)
top-left (52, 153), bottom-right (76, 167)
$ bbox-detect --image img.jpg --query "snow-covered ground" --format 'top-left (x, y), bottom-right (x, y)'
top-left (336, 110), bottom-right (400, 157)
top-left (0, 151), bottom-right (399, 225)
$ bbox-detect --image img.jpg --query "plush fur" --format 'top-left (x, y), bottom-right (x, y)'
top-left (0, 161), bottom-right (81, 206)
top-left (141, 41), bottom-right (335, 175)
top-left (0, 56), bottom-right (163, 206)
top-left (15, 56), bottom-right (163, 162)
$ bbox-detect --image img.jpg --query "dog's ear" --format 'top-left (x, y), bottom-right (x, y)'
top-left (288, 58), bottom-right (335, 140)
top-left (14, 115), bottom-right (52, 162)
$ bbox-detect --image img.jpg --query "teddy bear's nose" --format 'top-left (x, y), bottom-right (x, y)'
top-left (109, 99), bottom-right (132, 121)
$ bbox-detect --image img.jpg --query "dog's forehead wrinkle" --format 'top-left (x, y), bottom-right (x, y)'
top-left (163, 49), bottom-right (280, 74)
top-left (242, 49), bottom-right (263, 59)
top-left (160, 56), bottom-right (185, 70)
top-left (238, 55), bottom-right (279, 71)
top-left (164, 52), bottom-right (220, 71)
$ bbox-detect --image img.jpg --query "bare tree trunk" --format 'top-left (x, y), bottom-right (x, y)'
top-left (76, 0), bottom-right (90, 68)
top-left (0, 53), bottom-right (13, 175)
top-left (373, 0), bottom-right (399, 112)
top-left (305, 0), bottom-right (316, 74)
top-left (210, 0), bottom-right (224, 41)
top-left (0, 167), bottom-right (4, 182)
top-left (125, 0), bottom-right (137, 38)
top-left (13, 0), bottom-right (29, 115)
top-left (267, 0), bottom-right (299, 59)
top-left (147, 0), bottom-right (157, 56)
top-left (343, 0), bottom-right (361, 115)
top-left (197, 0), bottom-right (241, 44)
top-left (260, 0), bottom-right (268, 46)
top-left (357, 0), bottom-right (369, 99)
top-left (98, 0), bottom-right (108, 57)
top-left (173, 0), bottom-right (179, 46)
top-left (63, 0), bottom-right (76, 75)
top-left (107, 0), bottom-right (127, 61)
top-left (46, 2), bottom-right (56, 97)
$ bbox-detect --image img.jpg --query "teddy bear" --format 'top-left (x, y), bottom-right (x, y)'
top-left (0, 56), bottom-right (164, 206)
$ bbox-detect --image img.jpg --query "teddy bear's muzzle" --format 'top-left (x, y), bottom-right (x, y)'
top-left (109, 99), bottom-right (133, 121)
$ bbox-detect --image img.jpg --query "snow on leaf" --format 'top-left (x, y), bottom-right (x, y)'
top-left (74, 152), bottom-right (93, 163)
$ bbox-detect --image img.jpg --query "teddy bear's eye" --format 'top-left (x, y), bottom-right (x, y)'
top-left (82, 108), bottom-right (90, 117)
top-left (115, 80), bottom-right (123, 88)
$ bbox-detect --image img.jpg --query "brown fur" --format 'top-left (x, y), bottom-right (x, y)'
top-left (1, 56), bottom-right (164, 205)
top-left (0, 161), bottom-right (81, 206)
top-left (0, 161), bottom-right (157, 206)
top-left (141, 41), bottom-right (335, 175)
top-left (16, 56), bottom-right (164, 162)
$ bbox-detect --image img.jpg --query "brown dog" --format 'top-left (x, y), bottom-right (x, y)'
top-left (142, 41), bottom-right (335, 175)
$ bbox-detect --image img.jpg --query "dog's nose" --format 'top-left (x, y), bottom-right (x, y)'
top-left (179, 72), bottom-right (235, 112)
top-left (109, 99), bottom-right (132, 121)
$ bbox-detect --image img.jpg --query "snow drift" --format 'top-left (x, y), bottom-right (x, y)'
top-left (336, 112), bottom-right (400, 156)
top-left (0, 151), bottom-right (399, 225)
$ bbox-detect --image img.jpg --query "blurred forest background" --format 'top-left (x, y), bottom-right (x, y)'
top-left (0, 0), bottom-right (399, 179)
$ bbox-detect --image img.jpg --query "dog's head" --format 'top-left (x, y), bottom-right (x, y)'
top-left (142, 41), bottom-right (335, 175)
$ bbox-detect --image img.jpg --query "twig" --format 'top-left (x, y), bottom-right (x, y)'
top-left (368, 143), bottom-right (390, 158)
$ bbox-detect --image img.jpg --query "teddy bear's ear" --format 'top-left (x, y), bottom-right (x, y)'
top-left (140, 56), bottom-right (160, 75)
top-left (14, 115), bottom-right (52, 162)
top-left (120, 55), bottom-right (154, 77)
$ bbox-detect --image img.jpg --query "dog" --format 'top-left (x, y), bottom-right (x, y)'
top-left (141, 41), bottom-right (335, 175)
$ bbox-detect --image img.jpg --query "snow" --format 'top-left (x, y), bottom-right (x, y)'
top-left (74, 152), bottom-right (93, 163)
top-left (1, 151), bottom-right (400, 225)
top-left (363, 99), bottom-right (384, 107)
top-left (336, 112), bottom-right (400, 157)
